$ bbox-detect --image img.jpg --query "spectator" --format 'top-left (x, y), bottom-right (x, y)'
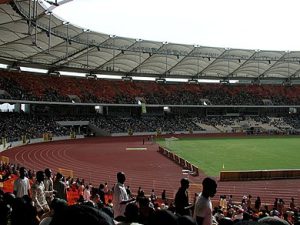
top-left (255, 197), bottom-right (261, 212)
top-left (112, 172), bottom-right (135, 218)
top-left (39, 198), bottom-right (68, 225)
top-left (98, 183), bottom-right (106, 205)
top-left (83, 185), bottom-right (91, 201)
top-left (49, 204), bottom-right (115, 225)
top-left (175, 178), bottom-right (192, 216)
top-left (44, 168), bottom-right (54, 205)
top-left (149, 209), bottom-right (178, 225)
top-left (116, 202), bottom-right (142, 224)
top-left (13, 167), bottom-right (31, 198)
top-left (194, 177), bottom-right (217, 225)
top-left (161, 190), bottom-right (167, 203)
top-left (31, 171), bottom-right (50, 218)
top-left (53, 173), bottom-right (67, 201)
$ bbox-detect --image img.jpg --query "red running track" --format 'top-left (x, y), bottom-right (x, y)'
top-left (1, 136), bottom-right (300, 206)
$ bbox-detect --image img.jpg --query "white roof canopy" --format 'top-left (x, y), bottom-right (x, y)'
top-left (1, 0), bottom-right (300, 81)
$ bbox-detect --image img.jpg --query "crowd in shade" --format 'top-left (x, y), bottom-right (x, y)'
top-left (0, 113), bottom-right (70, 142)
top-left (1, 112), bottom-right (300, 142)
top-left (0, 163), bottom-right (299, 225)
top-left (1, 71), bottom-right (300, 105)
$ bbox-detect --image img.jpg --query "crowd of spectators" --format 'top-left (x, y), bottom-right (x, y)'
top-left (0, 112), bottom-right (70, 142)
top-left (92, 115), bottom-right (205, 134)
top-left (0, 163), bottom-right (299, 225)
top-left (2, 71), bottom-right (300, 105)
top-left (1, 112), bottom-right (300, 142)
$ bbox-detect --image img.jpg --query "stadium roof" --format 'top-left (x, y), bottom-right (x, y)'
top-left (1, 0), bottom-right (300, 81)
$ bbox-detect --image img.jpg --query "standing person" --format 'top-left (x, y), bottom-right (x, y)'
top-left (104, 182), bottom-right (109, 194)
top-left (31, 170), bottom-right (50, 217)
top-left (247, 195), bottom-right (252, 210)
top-left (161, 190), bottom-right (167, 203)
top-left (44, 168), bottom-right (54, 205)
top-left (83, 184), bottom-right (91, 201)
top-left (13, 167), bottom-right (31, 198)
top-left (175, 178), bottom-right (192, 216)
top-left (126, 186), bottom-right (132, 198)
top-left (53, 172), bottom-right (67, 201)
top-left (194, 177), bottom-right (217, 225)
top-left (254, 196), bottom-right (261, 212)
top-left (150, 189), bottom-right (157, 202)
top-left (112, 172), bottom-right (135, 218)
top-left (98, 183), bottom-right (106, 204)
top-left (290, 197), bottom-right (296, 210)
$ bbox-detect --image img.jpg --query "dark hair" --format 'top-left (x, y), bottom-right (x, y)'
top-left (45, 168), bottom-right (52, 177)
top-left (50, 205), bottom-right (114, 225)
top-left (149, 209), bottom-right (178, 225)
top-left (36, 171), bottom-right (44, 182)
top-left (202, 177), bottom-right (217, 188)
top-left (50, 198), bottom-right (68, 213)
top-left (180, 178), bottom-right (189, 187)
top-left (177, 215), bottom-right (197, 225)
top-left (124, 203), bottom-right (139, 222)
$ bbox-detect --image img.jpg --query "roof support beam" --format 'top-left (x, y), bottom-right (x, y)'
top-left (94, 39), bottom-right (138, 72)
top-left (226, 51), bottom-right (257, 78)
top-left (257, 52), bottom-right (288, 78)
top-left (164, 47), bottom-right (196, 76)
top-left (128, 43), bottom-right (165, 74)
top-left (196, 49), bottom-right (227, 77)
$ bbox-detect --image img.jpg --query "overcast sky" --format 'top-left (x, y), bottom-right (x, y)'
top-left (50, 0), bottom-right (300, 51)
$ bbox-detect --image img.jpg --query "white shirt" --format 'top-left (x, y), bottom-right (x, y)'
top-left (113, 182), bottom-right (129, 218)
top-left (194, 193), bottom-right (213, 225)
top-left (13, 177), bottom-right (30, 198)
top-left (83, 188), bottom-right (91, 201)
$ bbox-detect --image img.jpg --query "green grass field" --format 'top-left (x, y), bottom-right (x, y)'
top-left (157, 136), bottom-right (300, 177)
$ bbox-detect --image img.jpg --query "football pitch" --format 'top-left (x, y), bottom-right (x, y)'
top-left (156, 136), bottom-right (300, 177)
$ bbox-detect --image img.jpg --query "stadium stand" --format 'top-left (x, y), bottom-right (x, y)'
top-left (2, 71), bottom-right (300, 105)
top-left (1, 0), bottom-right (300, 224)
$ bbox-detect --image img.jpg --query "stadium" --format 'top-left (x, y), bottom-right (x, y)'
top-left (0, 0), bottom-right (300, 224)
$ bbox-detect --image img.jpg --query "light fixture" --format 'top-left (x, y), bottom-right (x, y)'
top-left (156, 78), bottom-right (166, 83)
top-left (188, 79), bottom-right (198, 84)
top-left (122, 76), bottom-right (132, 81)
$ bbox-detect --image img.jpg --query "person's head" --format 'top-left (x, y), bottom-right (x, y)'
top-left (91, 194), bottom-right (100, 203)
top-left (117, 172), bottom-right (126, 184)
top-left (19, 167), bottom-right (27, 179)
top-left (177, 215), bottom-right (197, 225)
top-left (258, 216), bottom-right (290, 225)
top-left (124, 203), bottom-right (139, 222)
top-left (55, 172), bottom-right (63, 181)
top-left (45, 168), bottom-right (52, 178)
top-left (180, 178), bottom-right (190, 189)
top-left (149, 209), bottom-right (178, 225)
top-left (36, 171), bottom-right (45, 183)
top-left (99, 184), bottom-right (104, 190)
top-left (49, 204), bottom-right (115, 225)
top-left (50, 198), bottom-right (68, 214)
top-left (202, 177), bottom-right (217, 198)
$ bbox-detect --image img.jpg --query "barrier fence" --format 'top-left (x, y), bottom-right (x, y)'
top-left (158, 146), bottom-right (199, 176)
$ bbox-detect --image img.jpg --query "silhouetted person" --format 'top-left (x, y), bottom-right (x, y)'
top-left (193, 177), bottom-right (217, 225)
top-left (175, 178), bottom-right (192, 216)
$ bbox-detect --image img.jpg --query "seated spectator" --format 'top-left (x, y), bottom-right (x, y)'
top-left (39, 198), bottom-right (68, 225)
top-left (148, 209), bottom-right (178, 225)
top-left (116, 202), bottom-right (142, 225)
top-left (49, 204), bottom-right (115, 225)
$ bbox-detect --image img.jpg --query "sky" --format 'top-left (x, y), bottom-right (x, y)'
top-left (49, 0), bottom-right (300, 51)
